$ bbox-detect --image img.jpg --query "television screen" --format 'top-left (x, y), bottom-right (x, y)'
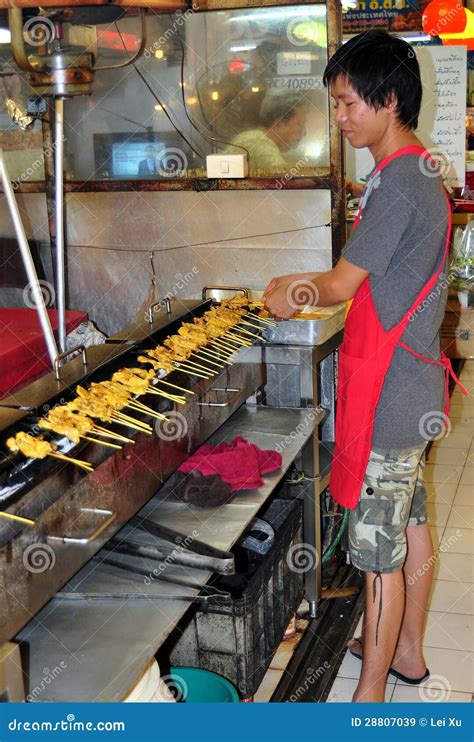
top-left (94, 133), bottom-right (196, 179)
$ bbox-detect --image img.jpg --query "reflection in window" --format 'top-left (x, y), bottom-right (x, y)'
top-left (0, 62), bottom-right (45, 183)
top-left (61, 6), bottom-right (329, 181)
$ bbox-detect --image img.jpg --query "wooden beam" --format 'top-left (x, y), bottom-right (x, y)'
top-left (0, 1), bottom-right (186, 9)
top-left (192, 0), bottom-right (323, 10)
top-left (326, 0), bottom-right (345, 265)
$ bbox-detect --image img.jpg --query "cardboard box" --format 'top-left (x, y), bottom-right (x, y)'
top-left (440, 297), bottom-right (474, 359)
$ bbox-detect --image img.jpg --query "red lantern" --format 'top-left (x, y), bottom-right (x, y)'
top-left (422, 0), bottom-right (467, 36)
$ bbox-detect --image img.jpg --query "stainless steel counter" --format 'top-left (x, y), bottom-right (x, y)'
top-left (16, 405), bottom-right (323, 703)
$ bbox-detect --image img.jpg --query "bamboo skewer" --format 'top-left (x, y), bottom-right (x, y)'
top-left (199, 346), bottom-right (229, 361)
top-left (0, 511), bottom-right (35, 526)
top-left (235, 325), bottom-right (266, 341)
top-left (249, 315), bottom-right (277, 327)
top-left (109, 417), bottom-right (153, 435)
top-left (81, 435), bottom-right (122, 450)
top-left (115, 410), bottom-right (153, 429)
top-left (127, 399), bottom-right (168, 418)
top-left (225, 332), bottom-right (252, 346)
top-left (241, 319), bottom-right (270, 332)
top-left (208, 342), bottom-right (235, 356)
top-left (127, 403), bottom-right (167, 422)
top-left (156, 379), bottom-right (194, 395)
top-left (51, 452), bottom-right (93, 472)
top-left (91, 426), bottom-right (134, 444)
top-left (190, 353), bottom-right (224, 369)
top-left (175, 361), bottom-right (215, 376)
top-left (111, 414), bottom-right (153, 434)
top-left (173, 365), bottom-right (210, 379)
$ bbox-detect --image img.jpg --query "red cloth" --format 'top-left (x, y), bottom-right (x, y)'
top-left (0, 308), bottom-right (87, 399)
top-left (178, 436), bottom-right (282, 491)
top-left (329, 146), bottom-right (465, 510)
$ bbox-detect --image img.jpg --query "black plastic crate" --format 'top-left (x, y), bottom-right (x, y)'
top-left (168, 497), bottom-right (304, 699)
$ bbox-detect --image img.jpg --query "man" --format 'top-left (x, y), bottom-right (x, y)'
top-left (263, 31), bottom-right (458, 702)
top-left (230, 91), bottom-right (306, 173)
top-left (138, 145), bottom-right (158, 176)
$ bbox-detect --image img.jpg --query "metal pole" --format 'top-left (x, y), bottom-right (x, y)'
top-left (0, 147), bottom-right (59, 367)
top-left (54, 97), bottom-right (66, 352)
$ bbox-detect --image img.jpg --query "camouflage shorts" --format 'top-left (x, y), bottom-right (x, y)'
top-left (348, 444), bottom-right (428, 574)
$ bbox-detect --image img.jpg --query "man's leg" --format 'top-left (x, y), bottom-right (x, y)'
top-left (347, 445), bottom-right (427, 702)
top-left (392, 523), bottom-right (433, 676)
top-left (353, 569), bottom-right (405, 702)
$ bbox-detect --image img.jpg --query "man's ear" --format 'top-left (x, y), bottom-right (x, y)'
top-left (385, 93), bottom-right (398, 113)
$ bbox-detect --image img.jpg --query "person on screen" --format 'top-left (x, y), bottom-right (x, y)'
top-left (138, 145), bottom-right (158, 177)
top-left (229, 91), bottom-right (307, 173)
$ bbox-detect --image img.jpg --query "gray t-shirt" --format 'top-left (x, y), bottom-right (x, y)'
top-left (343, 154), bottom-right (449, 448)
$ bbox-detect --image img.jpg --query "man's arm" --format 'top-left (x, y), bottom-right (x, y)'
top-left (263, 258), bottom-right (369, 319)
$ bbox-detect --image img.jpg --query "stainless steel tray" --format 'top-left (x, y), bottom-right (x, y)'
top-left (263, 304), bottom-right (346, 346)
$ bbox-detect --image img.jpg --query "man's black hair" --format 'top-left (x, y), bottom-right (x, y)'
top-left (323, 31), bottom-right (422, 130)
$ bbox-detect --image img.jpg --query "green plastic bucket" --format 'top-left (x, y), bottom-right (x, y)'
top-left (169, 667), bottom-right (240, 703)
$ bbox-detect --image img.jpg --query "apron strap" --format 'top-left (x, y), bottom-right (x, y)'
top-left (398, 340), bottom-right (468, 416)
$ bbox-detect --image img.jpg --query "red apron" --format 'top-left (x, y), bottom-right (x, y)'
top-left (329, 145), bottom-right (467, 510)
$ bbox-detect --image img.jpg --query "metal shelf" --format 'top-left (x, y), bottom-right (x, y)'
top-left (16, 405), bottom-right (324, 703)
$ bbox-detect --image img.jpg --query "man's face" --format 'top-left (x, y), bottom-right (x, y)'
top-left (275, 107), bottom-right (307, 151)
top-left (146, 147), bottom-right (155, 159)
top-left (330, 75), bottom-right (393, 150)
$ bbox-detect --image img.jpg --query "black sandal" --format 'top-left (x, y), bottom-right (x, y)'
top-left (347, 637), bottom-right (430, 685)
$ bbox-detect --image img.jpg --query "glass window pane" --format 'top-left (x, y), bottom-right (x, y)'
top-left (0, 59), bottom-right (45, 183)
top-left (61, 5), bottom-right (329, 181)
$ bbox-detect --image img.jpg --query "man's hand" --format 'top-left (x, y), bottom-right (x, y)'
top-left (263, 282), bottom-right (301, 320)
top-left (262, 272), bottom-right (319, 302)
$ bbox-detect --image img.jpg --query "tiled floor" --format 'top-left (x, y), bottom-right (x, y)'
top-left (255, 361), bottom-right (474, 703)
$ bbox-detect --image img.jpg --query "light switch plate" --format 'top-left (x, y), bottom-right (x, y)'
top-left (206, 154), bottom-right (248, 179)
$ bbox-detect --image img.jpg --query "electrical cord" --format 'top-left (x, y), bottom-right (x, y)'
top-left (65, 222), bottom-right (331, 253)
top-left (175, 27), bottom-right (250, 160)
top-left (113, 20), bottom-right (205, 161)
